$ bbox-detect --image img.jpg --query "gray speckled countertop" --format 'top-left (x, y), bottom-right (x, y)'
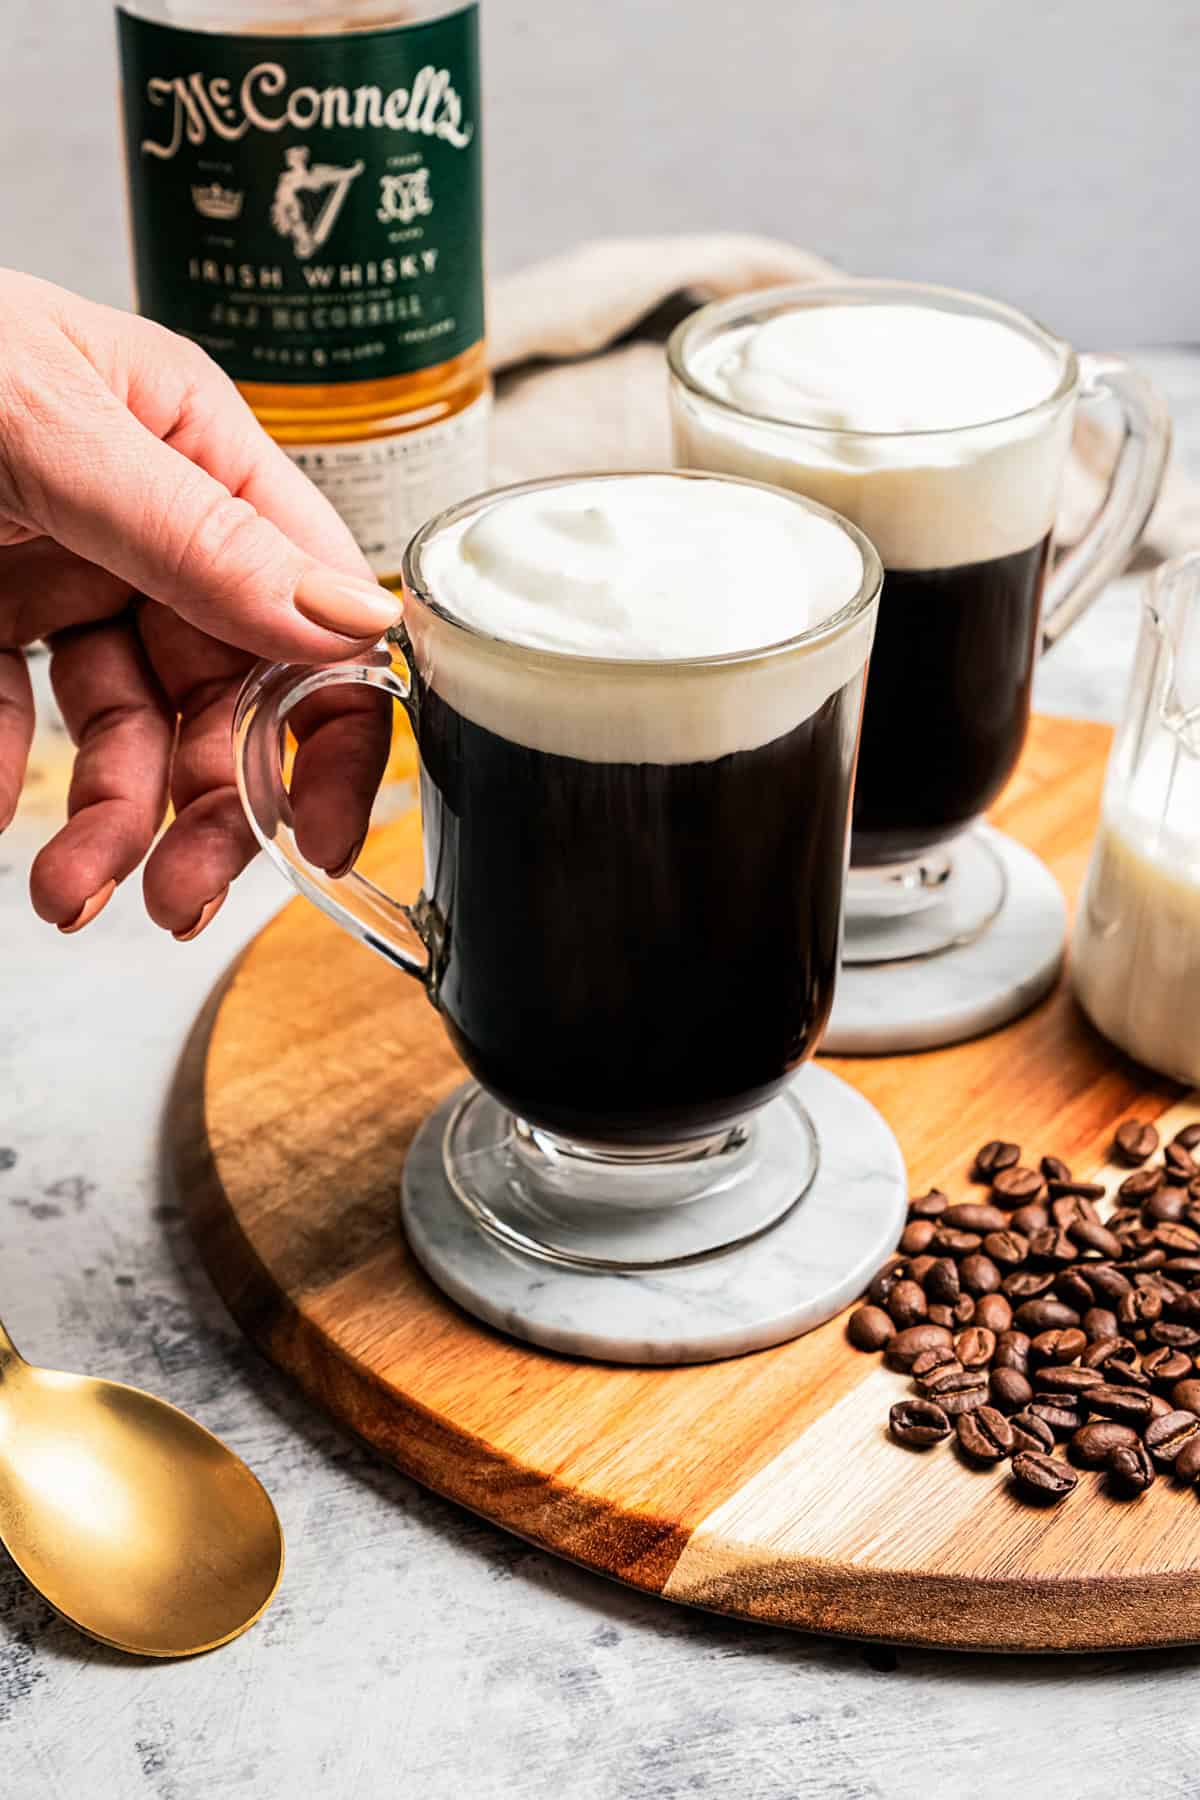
top-left (3, 349), bottom-right (1200, 1800)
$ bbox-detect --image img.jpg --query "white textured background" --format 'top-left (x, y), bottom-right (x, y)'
top-left (5, 0), bottom-right (1200, 343)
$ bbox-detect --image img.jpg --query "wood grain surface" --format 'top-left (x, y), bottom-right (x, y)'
top-left (170, 715), bottom-right (1200, 1653)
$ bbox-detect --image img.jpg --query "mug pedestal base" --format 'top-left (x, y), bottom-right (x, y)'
top-left (401, 1064), bottom-right (906, 1366)
top-left (823, 827), bottom-right (1066, 1054)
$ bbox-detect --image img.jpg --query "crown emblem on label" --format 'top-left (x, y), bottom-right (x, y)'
top-left (191, 182), bottom-right (244, 221)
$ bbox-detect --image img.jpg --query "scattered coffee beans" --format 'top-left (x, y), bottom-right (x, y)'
top-left (847, 1119), bottom-right (1200, 1508)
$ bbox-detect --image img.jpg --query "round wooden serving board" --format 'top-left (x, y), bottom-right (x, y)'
top-left (171, 716), bottom-right (1200, 1654)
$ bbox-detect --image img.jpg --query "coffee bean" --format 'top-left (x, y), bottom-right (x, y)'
top-left (924, 1258), bottom-right (961, 1305)
top-left (955, 1326), bottom-right (996, 1369)
top-left (973, 1139), bottom-right (1020, 1180)
top-left (1041, 1155), bottom-right (1072, 1183)
top-left (887, 1280), bottom-right (929, 1328)
top-left (1147, 1392), bottom-right (1175, 1421)
top-left (889, 1398), bottom-right (952, 1447)
top-left (937, 1376), bottom-right (990, 1417)
top-left (1173, 1124), bottom-right (1200, 1151)
top-left (992, 1167), bottom-right (1048, 1207)
top-left (1014, 1298), bottom-right (1081, 1334)
top-left (1123, 1248), bottom-right (1168, 1275)
top-left (1166, 1289), bottom-right (1200, 1323)
top-left (1047, 1179), bottom-right (1106, 1201)
top-left (956, 1405), bottom-right (1015, 1463)
top-left (1142, 1346), bottom-right (1195, 1389)
top-left (1081, 1336), bottom-right (1140, 1374)
top-left (1030, 1327), bottom-right (1088, 1366)
top-left (917, 1359), bottom-right (968, 1397)
top-left (1109, 1206), bottom-right (1146, 1234)
top-left (1087, 1265), bottom-right (1134, 1305)
top-left (927, 1304), bottom-right (958, 1329)
top-left (1166, 1142), bottom-right (1200, 1182)
top-left (973, 1293), bottom-right (1013, 1335)
top-left (1113, 1120), bottom-right (1159, 1166)
top-left (1165, 1256), bottom-right (1200, 1287)
top-left (1144, 1409), bottom-right (1200, 1468)
top-left (989, 1367), bottom-right (1033, 1413)
top-left (1055, 1270), bottom-right (1100, 1314)
top-left (1029, 1226), bottom-right (1078, 1269)
top-left (1117, 1226), bottom-right (1159, 1257)
top-left (1009, 1410), bottom-right (1056, 1455)
top-left (1035, 1364), bottom-right (1103, 1394)
top-left (868, 1258), bottom-right (905, 1307)
top-left (1071, 1420), bottom-right (1140, 1467)
top-left (1052, 1193), bottom-right (1100, 1230)
top-left (1029, 1396), bottom-right (1085, 1438)
top-left (1156, 1222), bottom-right (1200, 1254)
top-left (993, 1328), bottom-right (1032, 1372)
top-left (911, 1343), bottom-right (959, 1378)
top-left (1086, 1385), bottom-right (1155, 1424)
top-left (1012, 1450), bottom-right (1077, 1503)
top-left (1146, 1187), bottom-right (1186, 1223)
top-left (929, 1227), bottom-right (983, 1259)
top-left (1002, 1271), bottom-right (1057, 1301)
top-left (1108, 1440), bottom-right (1156, 1494)
top-left (942, 1202), bottom-right (1007, 1234)
top-left (1174, 1437), bottom-right (1200, 1483)
top-left (979, 1230), bottom-right (1027, 1271)
top-left (1083, 1307), bottom-right (1120, 1342)
top-left (1120, 1167), bottom-right (1165, 1204)
top-left (899, 1219), bottom-right (936, 1255)
top-left (908, 1187), bottom-right (949, 1220)
top-left (907, 1254), bottom-right (938, 1285)
top-left (886, 1324), bottom-right (954, 1371)
top-left (1118, 1287), bottom-right (1163, 1329)
top-left (1150, 1321), bottom-right (1200, 1351)
top-left (959, 1253), bottom-right (1002, 1297)
top-left (847, 1305), bottom-right (895, 1351)
top-left (1010, 1201), bottom-right (1051, 1238)
top-left (1172, 1378), bottom-right (1200, 1413)
top-left (1068, 1220), bottom-right (1124, 1260)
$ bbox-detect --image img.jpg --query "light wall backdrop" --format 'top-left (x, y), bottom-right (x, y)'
top-left (4, 0), bottom-right (1198, 345)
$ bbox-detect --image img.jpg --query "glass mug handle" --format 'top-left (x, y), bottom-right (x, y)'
top-left (1041, 352), bottom-right (1172, 650)
top-left (233, 655), bottom-right (431, 983)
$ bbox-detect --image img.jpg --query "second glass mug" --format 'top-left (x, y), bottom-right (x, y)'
top-left (234, 471), bottom-right (882, 1269)
top-left (668, 280), bottom-right (1172, 954)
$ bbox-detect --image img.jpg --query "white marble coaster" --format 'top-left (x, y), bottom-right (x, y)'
top-left (401, 1064), bottom-right (907, 1365)
top-left (823, 829), bottom-right (1066, 1055)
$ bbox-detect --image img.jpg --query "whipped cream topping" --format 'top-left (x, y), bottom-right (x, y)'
top-left (420, 473), bottom-right (863, 660)
top-left (675, 299), bottom-right (1075, 570)
top-left (706, 303), bottom-right (1061, 434)
top-left (408, 474), bottom-right (876, 764)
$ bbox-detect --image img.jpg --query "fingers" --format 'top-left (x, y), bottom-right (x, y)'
top-left (1, 328), bottom-right (400, 663)
top-left (289, 683), bottom-right (393, 875)
top-left (0, 648), bottom-right (33, 830)
top-left (28, 619), bottom-right (173, 928)
top-left (139, 602), bottom-right (259, 935)
top-left (0, 536), bottom-right (130, 649)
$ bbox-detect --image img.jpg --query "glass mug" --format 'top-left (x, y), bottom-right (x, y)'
top-left (235, 471), bottom-right (881, 1269)
top-left (668, 280), bottom-right (1171, 958)
top-left (1073, 552), bottom-right (1200, 1084)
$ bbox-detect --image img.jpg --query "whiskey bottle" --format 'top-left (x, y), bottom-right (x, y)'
top-left (116, 1), bottom-right (488, 588)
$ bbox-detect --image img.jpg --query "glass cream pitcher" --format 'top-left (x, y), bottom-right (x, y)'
top-left (1072, 552), bottom-right (1200, 1084)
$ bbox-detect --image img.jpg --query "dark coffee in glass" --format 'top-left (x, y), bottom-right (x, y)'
top-left (234, 471), bottom-right (881, 1267)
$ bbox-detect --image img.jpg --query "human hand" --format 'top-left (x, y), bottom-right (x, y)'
top-left (0, 268), bottom-right (399, 938)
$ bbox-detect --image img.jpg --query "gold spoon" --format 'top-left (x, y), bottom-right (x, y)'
top-left (0, 1317), bottom-right (284, 1657)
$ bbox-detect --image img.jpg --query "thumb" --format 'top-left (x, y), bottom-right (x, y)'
top-left (4, 368), bottom-right (400, 664)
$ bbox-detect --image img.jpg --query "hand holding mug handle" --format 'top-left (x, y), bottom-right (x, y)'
top-left (1041, 353), bottom-right (1172, 651)
top-left (234, 647), bottom-right (433, 983)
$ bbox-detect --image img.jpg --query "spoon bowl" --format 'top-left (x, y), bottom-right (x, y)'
top-left (0, 1324), bottom-right (283, 1657)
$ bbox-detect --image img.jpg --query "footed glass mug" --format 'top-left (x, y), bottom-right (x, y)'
top-left (235, 471), bottom-right (881, 1269)
top-left (669, 280), bottom-right (1171, 960)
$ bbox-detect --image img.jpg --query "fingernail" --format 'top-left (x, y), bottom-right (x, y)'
top-left (326, 835), bottom-right (366, 879)
top-left (294, 571), bottom-right (401, 641)
top-left (172, 888), bottom-right (228, 943)
top-left (58, 879), bottom-right (117, 935)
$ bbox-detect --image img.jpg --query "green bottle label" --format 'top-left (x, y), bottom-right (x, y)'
top-left (116, 6), bottom-right (483, 386)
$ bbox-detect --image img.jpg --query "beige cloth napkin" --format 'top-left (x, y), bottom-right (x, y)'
top-left (488, 234), bottom-right (1196, 564)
